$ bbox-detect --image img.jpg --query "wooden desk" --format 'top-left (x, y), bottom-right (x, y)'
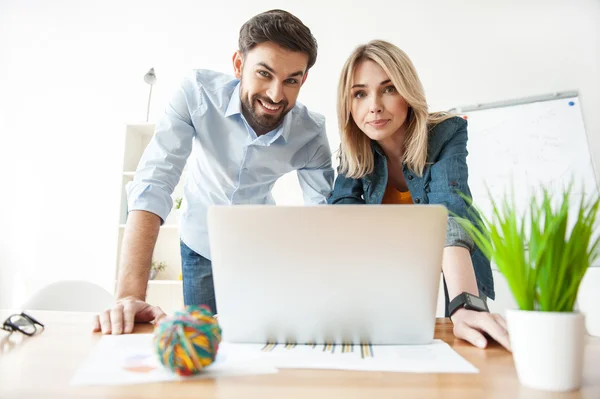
top-left (1, 310), bottom-right (599, 399)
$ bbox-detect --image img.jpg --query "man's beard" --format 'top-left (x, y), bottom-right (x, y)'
top-left (240, 87), bottom-right (290, 134)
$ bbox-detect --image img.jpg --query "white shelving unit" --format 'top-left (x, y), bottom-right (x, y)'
top-left (116, 123), bottom-right (184, 313)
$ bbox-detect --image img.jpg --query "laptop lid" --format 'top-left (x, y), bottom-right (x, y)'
top-left (207, 205), bottom-right (448, 345)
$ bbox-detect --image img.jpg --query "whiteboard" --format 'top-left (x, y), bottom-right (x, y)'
top-left (457, 94), bottom-right (599, 225)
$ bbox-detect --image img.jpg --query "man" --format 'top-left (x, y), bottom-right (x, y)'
top-left (94, 9), bottom-right (334, 334)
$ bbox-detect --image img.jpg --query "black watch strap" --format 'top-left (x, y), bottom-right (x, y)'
top-left (449, 292), bottom-right (489, 318)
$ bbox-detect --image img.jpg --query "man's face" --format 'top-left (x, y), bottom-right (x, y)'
top-left (233, 42), bottom-right (309, 135)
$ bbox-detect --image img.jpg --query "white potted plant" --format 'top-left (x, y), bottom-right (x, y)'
top-left (149, 261), bottom-right (167, 280)
top-left (456, 185), bottom-right (600, 392)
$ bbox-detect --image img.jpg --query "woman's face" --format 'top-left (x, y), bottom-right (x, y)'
top-left (350, 59), bottom-right (409, 141)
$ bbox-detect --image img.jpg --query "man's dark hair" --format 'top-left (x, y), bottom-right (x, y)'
top-left (239, 9), bottom-right (318, 70)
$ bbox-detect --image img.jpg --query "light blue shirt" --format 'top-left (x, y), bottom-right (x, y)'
top-left (127, 69), bottom-right (334, 259)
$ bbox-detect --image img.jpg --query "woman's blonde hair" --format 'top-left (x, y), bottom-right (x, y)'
top-left (337, 40), bottom-right (453, 178)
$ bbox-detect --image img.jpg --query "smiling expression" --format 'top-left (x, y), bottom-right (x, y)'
top-left (233, 42), bottom-right (309, 135)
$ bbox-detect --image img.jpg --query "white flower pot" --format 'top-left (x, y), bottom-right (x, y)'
top-left (506, 310), bottom-right (585, 392)
top-left (578, 268), bottom-right (600, 337)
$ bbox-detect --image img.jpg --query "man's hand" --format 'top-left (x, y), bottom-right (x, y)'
top-left (451, 308), bottom-right (511, 351)
top-left (92, 297), bottom-right (166, 335)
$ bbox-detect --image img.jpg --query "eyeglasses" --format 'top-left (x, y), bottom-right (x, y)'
top-left (1, 312), bottom-right (44, 336)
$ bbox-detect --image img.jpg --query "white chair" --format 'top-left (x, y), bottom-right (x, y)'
top-left (21, 280), bottom-right (114, 312)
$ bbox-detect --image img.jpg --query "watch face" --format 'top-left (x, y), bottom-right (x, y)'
top-left (469, 295), bottom-right (487, 309)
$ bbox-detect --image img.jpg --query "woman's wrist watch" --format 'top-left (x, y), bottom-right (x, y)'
top-left (449, 292), bottom-right (490, 319)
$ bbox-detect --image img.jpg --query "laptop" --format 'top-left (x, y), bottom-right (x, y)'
top-left (207, 205), bottom-right (448, 345)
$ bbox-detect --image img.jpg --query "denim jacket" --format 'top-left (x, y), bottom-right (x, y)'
top-left (328, 116), bottom-right (495, 303)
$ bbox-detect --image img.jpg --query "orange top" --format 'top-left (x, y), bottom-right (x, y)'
top-left (381, 182), bottom-right (413, 204)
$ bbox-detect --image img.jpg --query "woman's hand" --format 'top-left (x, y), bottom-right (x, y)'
top-left (451, 308), bottom-right (511, 351)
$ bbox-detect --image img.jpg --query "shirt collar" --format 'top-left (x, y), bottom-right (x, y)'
top-left (257, 115), bottom-right (289, 145)
top-left (278, 110), bottom-right (293, 143)
top-left (225, 81), bottom-right (293, 144)
top-left (224, 82), bottom-right (242, 118)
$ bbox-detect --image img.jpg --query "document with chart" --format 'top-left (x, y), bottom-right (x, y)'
top-left (71, 335), bottom-right (477, 386)
top-left (219, 339), bottom-right (478, 373)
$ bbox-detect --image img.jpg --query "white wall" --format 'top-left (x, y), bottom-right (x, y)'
top-left (1, 0), bottom-right (599, 309)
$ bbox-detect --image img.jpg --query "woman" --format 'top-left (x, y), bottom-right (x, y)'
top-left (329, 40), bottom-right (510, 351)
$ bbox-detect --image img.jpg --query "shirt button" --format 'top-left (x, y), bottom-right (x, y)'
top-left (407, 175), bottom-right (413, 180)
top-left (414, 198), bottom-right (421, 204)
top-left (243, 168), bottom-right (248, 171)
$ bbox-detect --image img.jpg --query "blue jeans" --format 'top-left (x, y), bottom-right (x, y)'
top-left (180, 240), bottom-right (217, 314)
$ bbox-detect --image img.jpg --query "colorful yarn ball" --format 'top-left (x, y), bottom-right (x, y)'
top-left (153, 305), bottom-right (222, 376)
